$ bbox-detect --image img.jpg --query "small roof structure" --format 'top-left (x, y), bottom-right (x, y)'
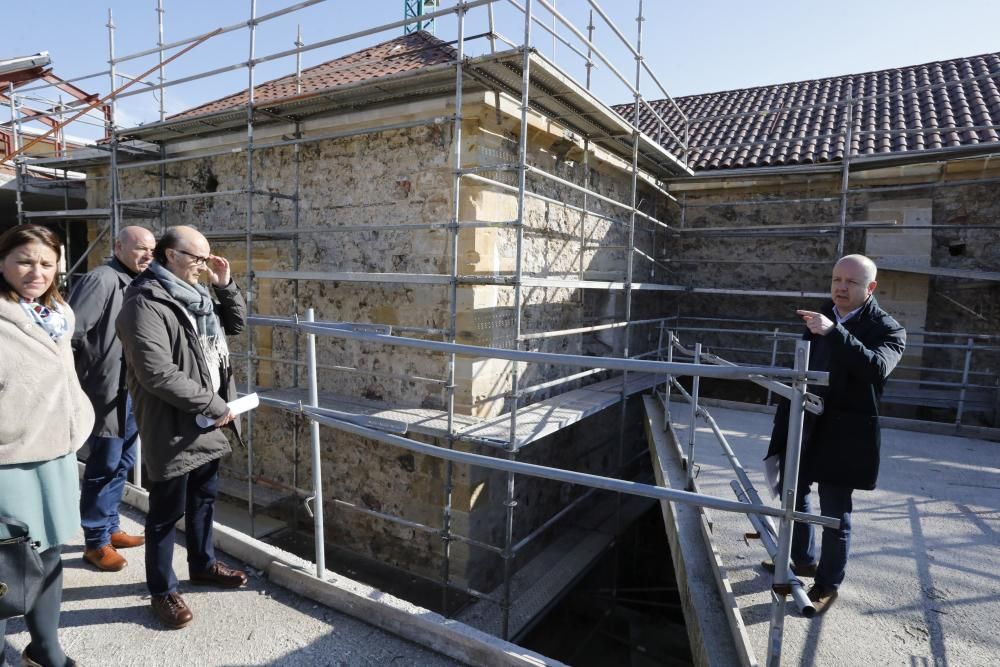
top-left (617, 51), bottom-right (1000, 171)
top-left (171, 31), bottom-right (457, 122)
top-left (114, 31), bottom-right (691, 176)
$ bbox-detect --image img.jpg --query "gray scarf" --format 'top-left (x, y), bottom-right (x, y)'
top-left (148, 260), bottom-right (230, 390)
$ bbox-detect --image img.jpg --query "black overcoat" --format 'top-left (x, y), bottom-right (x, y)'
top-left (766, 297), bottom-right (906, 490)
top-left (69, 257), bottom-right (134, 437)
top-left (115, 271), bottom-right (246, 482)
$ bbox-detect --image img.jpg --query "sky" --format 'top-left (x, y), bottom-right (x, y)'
top-left (5, 0), bottom-right (1000, 141)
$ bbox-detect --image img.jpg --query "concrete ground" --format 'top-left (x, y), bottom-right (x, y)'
top-left (1, 505), bottom-right (461, 667)
top-left (672, 404), bottom-right (1000, 666)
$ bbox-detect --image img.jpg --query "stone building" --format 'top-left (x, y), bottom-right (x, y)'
top-left (74, 31), bottom-right (684, 619)
top-left (619, 50), bottom-right (1000, 428)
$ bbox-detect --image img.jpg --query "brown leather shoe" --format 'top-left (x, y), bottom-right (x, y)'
top-left (190, 560), bottom-right (248, 589)
top-left (151, 592), bottom-right (193, 629)
top-left (807, 583), bottom-right (839, 614)
top-left (83, 544), bottom-right (127, 572)
top-left (110, 530), bottom-right (145, 549)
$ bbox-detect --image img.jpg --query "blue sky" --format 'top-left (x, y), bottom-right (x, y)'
top-left (6, 1), bottom-right (1000, 140)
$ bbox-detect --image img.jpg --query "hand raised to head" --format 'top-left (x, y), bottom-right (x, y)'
top-left (206, 254), bottom-right (231, 288)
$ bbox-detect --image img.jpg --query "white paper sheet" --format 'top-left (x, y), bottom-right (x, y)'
top-left (196, 392), bottom-right (259, 428)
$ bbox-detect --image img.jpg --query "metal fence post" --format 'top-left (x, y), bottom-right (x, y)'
top-left (956, 337), bottom-right (973, 426)
top-left (664, 331), bottom-right (674, 423)
top-left (305, 308), bottom-right (326, 578)
top-left (687, 342), bottom-right (701, 490)
top-left (766, 327), bottom-right (780, 406)
top-left (766, 338), bottom-right (811, 666)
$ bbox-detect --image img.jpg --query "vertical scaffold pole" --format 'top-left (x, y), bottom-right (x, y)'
top-left (106, 9), bottom-right (120, 250)
top-left (244, 0), bottom-right (259, 537)
top-left (956, 337), bottom-right (973, 426)
top-left (579, 12), bottom-right (593, 288)
top-left (686, 342), bottom-right (701, 490)
top-left (766, 338), bottom-right (811, 666)
top-left (7, 84), bottom-right (25, 226)
top-left (440, 0), bottom-right (466, 618)
top-left (766, 327), bottom-right (780, 406)
top-left (291, 22), bottom-right (305, 538)
top-left (664, 330), bottom-right (673, 424)
top-left (304, 308), bottom-right (326, 577)
top-left (502, 0), bottom-right (533, 640)
top-left (157, 0), bottom-right (166, 122)
top-left (837, 90), bottom-right (854, 257)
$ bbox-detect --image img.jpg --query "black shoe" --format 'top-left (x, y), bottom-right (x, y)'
top-left (190, 560), bottom-right (248, 589)
top-left (20, 645), bottom-right (77, 667)
top-left (807, 583), bottom-right (838, 614)
top-left (762, 559), bottom-right (818, 578)
top-left (151, 592), bottom-right (194, 629)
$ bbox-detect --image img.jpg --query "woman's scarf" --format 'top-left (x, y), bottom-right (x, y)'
top-left (148, 260), bottom-right (230, 390)
top-left (20, 298), bottom-right (69, 341)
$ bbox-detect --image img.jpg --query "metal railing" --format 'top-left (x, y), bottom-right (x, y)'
top-left (664, 319), bottom-right (1000, 429)
top-left (248, 312), bottom-right (831, 665)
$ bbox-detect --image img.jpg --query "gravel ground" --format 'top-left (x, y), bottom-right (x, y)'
top-left (672, 405), bottom-right (1000, 667)
top-left (1, 506), bottom-right (462, 667)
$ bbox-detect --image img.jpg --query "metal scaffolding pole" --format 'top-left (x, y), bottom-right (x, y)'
top-left (766, 338), bottom-right (811, 665)
top-left (837, 93), bottom-right (855, 257)
top-left (106, 10), bottom-right (120, 251)
top-left (157, 0), bottom-right (166, 122)
top-left (499, 0), bottom-right (534, 640)
top-left (440, 0), bottom-right (467, 618)
top-left (244, 0), bottom-right (259, 539)
top-left (304, 308), bottom-right (326, 577)
top-left (611, 0), bottom-right (646, 615)
top-left (7, 84), bottom-right (25, 226)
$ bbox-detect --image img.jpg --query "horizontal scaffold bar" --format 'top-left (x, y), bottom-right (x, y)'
top-left (284, 401), bottom-right (838, 528)
top-left (247, 315), bottom-right (829, 384)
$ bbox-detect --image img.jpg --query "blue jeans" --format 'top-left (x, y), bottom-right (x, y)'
top-left (791, 480), bottom-right (853, 590)
top-left (145, 459), bottom-right (220, 597)
top-left (79, 395), bottom-right (139, 550)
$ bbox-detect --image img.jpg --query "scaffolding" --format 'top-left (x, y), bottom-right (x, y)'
top-left (2, 1), bottom-right (998, 664)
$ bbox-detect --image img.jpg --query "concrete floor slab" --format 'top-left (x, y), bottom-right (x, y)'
top-left (669, 403), bottom-right (1000, 666)
top-left (1, 506), bottom-right (462, 667)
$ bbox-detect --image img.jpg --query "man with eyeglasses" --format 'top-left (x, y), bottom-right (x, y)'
top-left (764, 254), bottom-right (906, 615)
top-left (70, 225), bottom-right (156, 573)
top-left (116, 225), bottom-right (248, 629)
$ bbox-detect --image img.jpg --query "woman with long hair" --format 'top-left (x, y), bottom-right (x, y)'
top-left (0, 224), bottom-right (93, 667)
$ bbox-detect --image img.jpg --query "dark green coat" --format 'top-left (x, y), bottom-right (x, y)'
top-left (766, 297), bottom-right (906, 490)
top-left (116, 271), bottom-right (246, 482)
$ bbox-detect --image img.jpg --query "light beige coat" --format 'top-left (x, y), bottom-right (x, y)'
top-left (0, 296), bottom-right (95, 465)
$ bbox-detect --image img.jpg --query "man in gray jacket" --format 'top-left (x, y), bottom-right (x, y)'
top-left (116, 225), bottom-right (248, 629)
top-left (70, 225), bottom-right (155, 572)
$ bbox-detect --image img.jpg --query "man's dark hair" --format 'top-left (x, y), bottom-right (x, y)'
top-left (153, 227), bottom-right (184, 265)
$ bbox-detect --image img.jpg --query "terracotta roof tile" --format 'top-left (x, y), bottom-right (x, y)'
top-left (169, 31), bottom-right (455, 121)
top-left (616, 51), bottom-right (1000, 171)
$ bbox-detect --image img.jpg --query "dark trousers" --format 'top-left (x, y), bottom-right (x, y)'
top-left (144, 459), bottom-right (220, 597)
top-left (0, 546), bottom-right (67, 667)
top-left (791, 480), bottom-right (854, 590)
top-left (80, 396), bottom-right (139, 550)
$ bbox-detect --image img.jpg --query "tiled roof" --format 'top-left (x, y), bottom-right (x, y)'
top-left (614, 52), bottom-right (1000, 171)
top-left (170, 31), bottom-right (456, 121)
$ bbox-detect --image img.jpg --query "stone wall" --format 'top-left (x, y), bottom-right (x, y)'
top-left (662, 165), bottom-right (1000, 425)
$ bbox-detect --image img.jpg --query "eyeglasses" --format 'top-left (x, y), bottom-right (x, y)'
top-left (174, 249), bottom-right (210, 266)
